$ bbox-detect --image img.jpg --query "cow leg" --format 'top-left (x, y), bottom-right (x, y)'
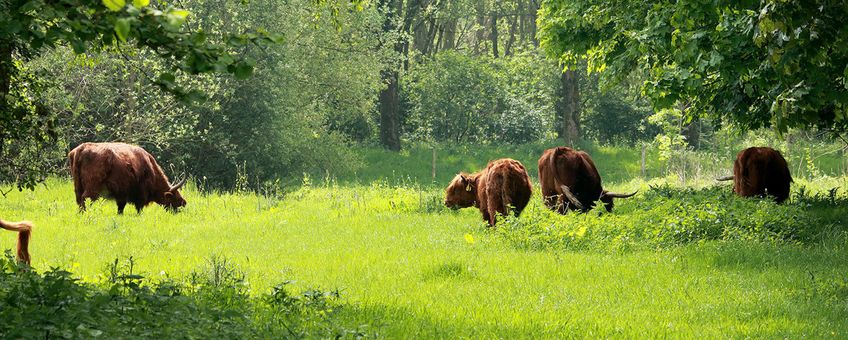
top-left (480, 209), bottom-right (492, 225)
top-left (76, 195), bottom-right (87, 212)
top-left (487, 204), bottom-right (507, 227)
top-left (134, 203), bottom-right (144, 214)
top-left (541, 187), bottom-right (558, 211)
top-left (513, 195), bottom-right (530, 217)
top-left (78, 190), bottom-right (101, 212)
top-left (555, 195), bottom-right (568, 214)
top-left (116, 201), bottom-right (127, 215)
top-left (486, 208), bottom-right (496, 226)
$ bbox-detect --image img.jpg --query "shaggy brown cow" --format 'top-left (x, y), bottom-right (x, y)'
top-left (1, 219), bottom-right (32, 265)
top-left (538, 147), bottom-right (636, 213)
top-left (68, 142), bottom-right (187, 214)
top-left (717, 146), bottom-right (792, 203)
top-left (444, 158), bottom-right (533, 226)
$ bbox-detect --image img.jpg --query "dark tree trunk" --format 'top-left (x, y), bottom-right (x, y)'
top-left (378, 0), bottom-right (403, 151)
top-left (0, 41), bottom-right (12, 154)
top-left (556, 69), bottom-right (581, 145)
top-left (379, 70), bottom-right (401, 151)
top-left (528, 0), bottom-right (540, 47)
top-left (0, 43), bottom-right (10, 99)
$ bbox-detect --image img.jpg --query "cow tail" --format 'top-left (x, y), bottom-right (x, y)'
top-left (68, 149), bottom-right (82, 191)
top-left (0, 219), bottom-right (32, 265)
top-left (500, 170), bottom-right (512, 215)
top-left (550, 148), bottom-right (565, 185)
top-left (549, 147), bottom-right (567, 203)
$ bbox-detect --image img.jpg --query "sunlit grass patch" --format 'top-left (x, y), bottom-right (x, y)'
top-left (1, 177), bottom-right (847, 337)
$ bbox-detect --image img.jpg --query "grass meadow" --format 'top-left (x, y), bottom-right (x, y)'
top-left (2, 143), bottom-right (848, 337)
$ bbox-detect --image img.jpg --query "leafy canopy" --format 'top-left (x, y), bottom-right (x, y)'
top-left (537, 0), bottom-right (848, 133)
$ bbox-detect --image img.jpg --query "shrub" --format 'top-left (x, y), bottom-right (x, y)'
top-left (0, 253), bottom-right (363, 338)
top-left (494, 185), bottom-right (836, 252)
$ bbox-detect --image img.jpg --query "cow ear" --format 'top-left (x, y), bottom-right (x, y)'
top-left (164, 192), bottom-right (174, 199)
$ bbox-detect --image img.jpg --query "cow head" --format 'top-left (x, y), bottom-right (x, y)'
top-left (161, 178), bottom-right (187, 212)
top-left (444, 173), bottom-right (477, 209)
top-left (599, 190), bottom-right (637, 212)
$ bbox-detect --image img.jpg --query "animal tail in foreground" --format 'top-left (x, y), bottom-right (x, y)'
top-left (0, 219), bottom-right (32, 265)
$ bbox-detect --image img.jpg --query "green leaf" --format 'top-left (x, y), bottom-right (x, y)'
top-left (233, 61), bottom-right (254, 80)
top-left (102, 0), bottom-right (126, 11)
top-left (132, 0), bottom-right (149, 8)
top-left (70, 39), bottom-right (86, 54)
top-left (158, 72), bottom-right (177, 88)
top-left (165, 9), bottom-right (190, 28)
top-left (114, 18), bottom-right (130, 42)
top-left (844, 65), bottom-right (848, 90)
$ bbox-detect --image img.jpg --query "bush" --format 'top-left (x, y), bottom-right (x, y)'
top-left (495, 185), bottom-right (841, 252)
top-left (0, 253), bottom-right (364, 338)
top-left (403, 51), bottom-right (553, 144)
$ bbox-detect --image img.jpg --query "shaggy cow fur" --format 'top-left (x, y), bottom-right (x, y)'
top-left (68, 142), bottom-right (187, 214)
top-left (1, 219), bottom-right (32, 265)
top-left (444, 158), bottom-right (532, 226)
top-left (537, 147), bottom-right (636, 213)
top-left (719, 147), bottom-right (792, 203)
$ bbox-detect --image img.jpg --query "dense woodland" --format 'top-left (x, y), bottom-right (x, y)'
top-left (0, 0), bottom-right (845, 191)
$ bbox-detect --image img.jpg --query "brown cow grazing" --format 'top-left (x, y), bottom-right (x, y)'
top-left (538, 147), bottom-right (636, 213)
top-left (1, 219), bottom-right (32, 265)
top-left (444, 158), bottom-right (533, 226)
top-left (68, 142), bottom-right (187, 214)
top-left (716, 146), bottom-right (792, 203)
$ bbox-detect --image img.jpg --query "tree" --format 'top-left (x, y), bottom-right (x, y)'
top-left (538, 0), bottom-right (848, 134)
top-left (0, 0), bottom-right (281, 190)
top-left (378, 0), bottom-right (403, 151)
top-left (556, 68), bottom-right (580, 145)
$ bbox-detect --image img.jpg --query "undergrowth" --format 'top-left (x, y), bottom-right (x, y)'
top-left (494, 185), bottom-right (848, 252)
top-left (0, 253), bottom-right (364, 339)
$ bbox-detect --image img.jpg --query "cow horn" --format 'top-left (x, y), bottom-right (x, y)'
top-left (171, 177), bottom-right (187, 190)
top-left (559, 185), bottom-right (584, 210)
top-left (716, 175), bottom-right (734, 181)
top-left (602, 190), bottom-right (638, 199)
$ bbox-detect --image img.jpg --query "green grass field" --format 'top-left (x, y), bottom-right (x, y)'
top-left (2, 165), bottom-right (848, 337)
top-left (0, 175), bottom-right (848, 337)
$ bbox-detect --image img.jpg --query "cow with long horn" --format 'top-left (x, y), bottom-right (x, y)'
top-left (716, 146), bottom-right (791, 203)
top-left (68, 142), bottom-right (188, 214)
top-left (538, 147), bottom-right (636, 213)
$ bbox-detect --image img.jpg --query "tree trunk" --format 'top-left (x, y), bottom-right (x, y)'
top-left (379, 70), bottom-right (401, 151)
top-left (474, 2), bottom-right (487, 55)
top-left (518, 0), bottom-right (526, 44)
top-left (401, 0), bottom-right (421, 70)
top-left (0, 41), bottom-right (12, 154)
top-left (504, 14), bottom-right (518, 57)
top-left (490, 12), bottom-right (499, 58)
top-left (683, 119), bottom-right (700, 149)
top-left (528, 0), bottom-right (540, 47)
top-left (556, 69), bottom-right (581, 145)
top-left (378, 0), bottom-right (403, 151)
top-left (441, 19), bottom-right (457, 50)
